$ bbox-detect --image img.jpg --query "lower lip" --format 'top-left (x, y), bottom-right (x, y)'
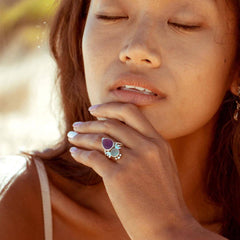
top-left (111, 89), bottom-right (165, 106)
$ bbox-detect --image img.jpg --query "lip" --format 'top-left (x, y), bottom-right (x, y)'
top-left (109, 73), bottom-right (167, 106)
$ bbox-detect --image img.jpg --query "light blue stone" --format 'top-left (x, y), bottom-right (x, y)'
top-left (111, 148), bottom-right (119, 157)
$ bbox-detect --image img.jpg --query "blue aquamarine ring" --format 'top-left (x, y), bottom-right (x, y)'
top-left (101, 138), bottom-right (123, 161)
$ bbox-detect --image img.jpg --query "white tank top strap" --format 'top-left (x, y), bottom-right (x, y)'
top-left (34, 157), bottom-right (53, 240)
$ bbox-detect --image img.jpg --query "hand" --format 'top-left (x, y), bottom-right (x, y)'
top-left (68, 102), bottom-right (198, 239)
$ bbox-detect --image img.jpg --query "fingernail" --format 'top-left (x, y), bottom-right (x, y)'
top-left (73, 121), bottom-right (83, 127)
top-left (67, 131), bottom-right (78, 138)
top-left (88, 105), bottom-right (99, 112)
top-left (70, 147), bottom-right (79, 153)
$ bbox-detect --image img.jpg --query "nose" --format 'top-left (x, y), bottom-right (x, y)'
top-left (119, 28), bottom-right (161, 68)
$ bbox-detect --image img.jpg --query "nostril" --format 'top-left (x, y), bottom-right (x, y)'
top-left (143, 59), bottom-right (151, 63)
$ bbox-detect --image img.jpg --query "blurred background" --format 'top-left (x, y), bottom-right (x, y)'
top-left (0, 0), bottom-right (61, 155)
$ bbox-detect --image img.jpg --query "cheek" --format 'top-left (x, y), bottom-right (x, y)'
top-left (82, 23), bottom-right (122, 105)
top-left (82, 26), bottom-right (103, 78)
top-left (140, 90), bottom-right (222, 140)
top-left (82, 24), bottom-right (108, 104)
top-left (170, 32), bottom-right (234, 109)
top-left (142, 45), bottom-right (233, 139)
top-left (82, 20), bottom-right (119, 67)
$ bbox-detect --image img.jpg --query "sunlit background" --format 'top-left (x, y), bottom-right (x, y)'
top-left (0, 0), bottom-right (61, 155)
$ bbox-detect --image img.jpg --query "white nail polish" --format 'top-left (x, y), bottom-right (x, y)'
top-left (67, 131), bottom-right (78, 138)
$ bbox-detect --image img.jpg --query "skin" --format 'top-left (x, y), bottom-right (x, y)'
top-left (58, 0), bottom-right (240, 239)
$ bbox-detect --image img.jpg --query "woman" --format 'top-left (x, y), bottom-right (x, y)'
top-left (0, 0), bottom-right (240, 239)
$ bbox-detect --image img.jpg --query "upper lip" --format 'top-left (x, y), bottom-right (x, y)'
top-left (110, 73), bottom-right (167, 98)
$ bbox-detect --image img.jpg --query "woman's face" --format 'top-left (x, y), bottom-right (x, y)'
top-left (82, 0), bottom-right (238, 139)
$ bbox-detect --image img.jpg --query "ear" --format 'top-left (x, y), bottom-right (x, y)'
top-left (229, 69), bottom-right (240, 96)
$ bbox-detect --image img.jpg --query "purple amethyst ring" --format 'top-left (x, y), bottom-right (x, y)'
top-left (101, 137), bottom-right (123, 161)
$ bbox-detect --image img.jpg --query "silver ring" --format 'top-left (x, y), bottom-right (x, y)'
top-left (101, 137), bottom-right (123, 161)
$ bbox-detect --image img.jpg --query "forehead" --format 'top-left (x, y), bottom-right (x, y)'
top-left (89, 0), bottom-right (221, 17)
top-left (91, 0), bottom-right (218, 7)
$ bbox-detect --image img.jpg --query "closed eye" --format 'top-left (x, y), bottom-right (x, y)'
top-left (96, 15), bottom-right (201, 31)
top-left (168, 22), bottom-right (201, 31)
top-left (96, 15), bottom-right (128, 21)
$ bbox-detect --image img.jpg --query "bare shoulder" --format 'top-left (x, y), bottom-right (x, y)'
top-left (0, 155), bottom-right (44, 240)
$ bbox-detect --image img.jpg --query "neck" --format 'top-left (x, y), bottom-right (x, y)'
top-left (168, 116), bottom-right (223, 226)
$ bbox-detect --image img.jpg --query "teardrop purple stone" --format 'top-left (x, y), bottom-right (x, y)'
top-left (102, 138), bottom-right (114, 150)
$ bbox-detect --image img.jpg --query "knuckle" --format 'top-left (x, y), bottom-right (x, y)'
top-left (94, 134), bottom-right (104, 145)
top-left (106, 166), bottom-right (126, 182)
top-left (84, 121), bottom-right (92, 128)
top-left (142, 140), bottom-right (160, 157)
top-left (87, 150), bottom-right (99, 161)
top-left (121, 103), bottom-right (137, 114)
top-left (144, 139), bottom-right (157, 150)
top-left (102, 119), bottom-right (117, 129)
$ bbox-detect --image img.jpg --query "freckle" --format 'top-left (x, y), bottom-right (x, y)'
top-left (224, 58), bottom-right (227, 63)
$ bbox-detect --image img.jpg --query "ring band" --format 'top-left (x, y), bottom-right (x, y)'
top-left (101, 137), bottom-right (123, 161)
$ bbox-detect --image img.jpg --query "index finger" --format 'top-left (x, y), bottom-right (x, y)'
top-left (88, 102), bottom-right (160, 139)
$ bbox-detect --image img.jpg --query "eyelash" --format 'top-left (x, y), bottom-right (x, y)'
top-left (96, 15), bottom-right (128, 21)
top-left (96, 15), bottom-right (200, 31)
top-left (168, 22), bottom-right (200, 30)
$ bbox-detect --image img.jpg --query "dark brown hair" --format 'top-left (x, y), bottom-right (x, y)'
top-left (31, 0), bottom-right (240, 238)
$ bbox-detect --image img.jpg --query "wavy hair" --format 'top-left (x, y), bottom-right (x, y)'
top-left (31, 0), bottom-right (240, 238)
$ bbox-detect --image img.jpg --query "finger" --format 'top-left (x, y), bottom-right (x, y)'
top-left (69, 147), bottom-right (116, 178)
top-left (88, 102), bottom-right (159, 139)
top-left (72, 119), bottom-right (146, 149)
top-left (68, 132), bottom-right (106, 151)
top-left (67, 131), bottom-right (129, 150)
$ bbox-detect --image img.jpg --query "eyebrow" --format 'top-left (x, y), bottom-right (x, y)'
top-left (179, 0), bottom-right (218, 11)
top-left (96, 0), bottom-right (218, 13)
top-left (185, 0), bottom-right (217, 6)
top-left (204, 0), bottom-right (217, 5)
